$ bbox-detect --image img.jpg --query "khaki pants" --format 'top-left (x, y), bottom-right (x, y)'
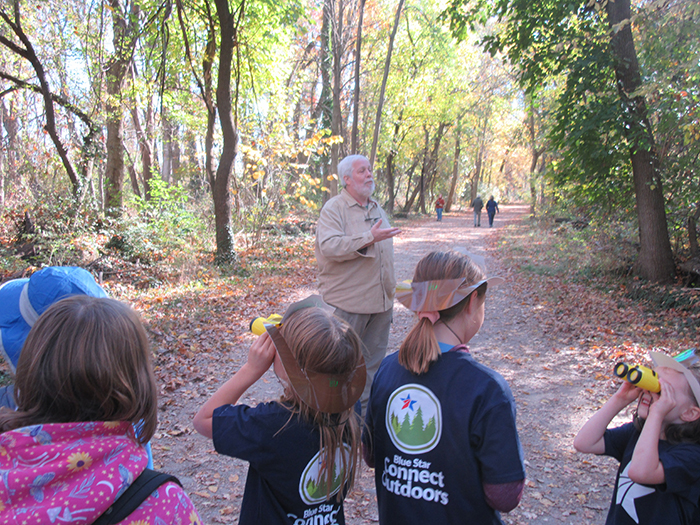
top-left (333, 307), bottom-right (393, 416)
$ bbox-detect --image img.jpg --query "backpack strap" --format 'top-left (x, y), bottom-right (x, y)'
top-left (93, 468), bottom-right (182, 525)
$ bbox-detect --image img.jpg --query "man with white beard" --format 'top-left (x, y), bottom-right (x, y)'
top-left (315, 155), bottom-right (401, 414)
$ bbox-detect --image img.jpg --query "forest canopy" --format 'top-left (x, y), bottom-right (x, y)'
top-left (0, 0), bottom-right (697, 282)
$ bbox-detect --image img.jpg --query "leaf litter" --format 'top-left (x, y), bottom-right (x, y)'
top-left (6, 207), bottom-right (696, 524)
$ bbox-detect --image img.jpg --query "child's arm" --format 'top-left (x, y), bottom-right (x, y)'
top-left (193, 332), bottom-right (277, 439)
top-left (628, 380), bottom-right (675, 485)
top-left (574, 381), bottom-right (640, 454)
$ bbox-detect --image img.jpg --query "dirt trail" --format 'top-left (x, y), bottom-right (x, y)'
top-left (160, 205), bottom-right (618, 524)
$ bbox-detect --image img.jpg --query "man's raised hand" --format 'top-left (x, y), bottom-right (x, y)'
top-left (370, 219), bottom-right (401, 244)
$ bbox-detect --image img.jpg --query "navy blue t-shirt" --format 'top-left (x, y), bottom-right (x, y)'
top-left (363, 347), bottom-right (525, 524)
top-left (213, 402), bottom-right (348, 525)
top-left (603, 422), bottom-right (700, 525)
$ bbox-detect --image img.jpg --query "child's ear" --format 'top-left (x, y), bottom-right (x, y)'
top-left (467, 291), bottom-right (484, 313)
top-left (680, 406), bottom-right (700, 423)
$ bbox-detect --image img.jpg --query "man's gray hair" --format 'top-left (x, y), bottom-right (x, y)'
top-left (338, 155), bottom-right (369, 187)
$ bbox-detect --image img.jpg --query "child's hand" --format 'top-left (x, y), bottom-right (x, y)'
top-left (612, 380), bottom-right (642, 406)
top-left (246, 332), bottom-right (277, 377)
top-left (574, 379), bottom-right (640, 455)
top-left (649, 378), bottom-right (676, 419)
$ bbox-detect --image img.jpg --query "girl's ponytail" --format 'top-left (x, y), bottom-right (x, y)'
top-left (399, 318), bottom-right (440, 375)
top-left (397, 251), bottom-right (486, 375)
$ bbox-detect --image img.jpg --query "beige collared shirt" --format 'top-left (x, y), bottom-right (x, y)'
top-left (315, 189), bottom-right (396, 314)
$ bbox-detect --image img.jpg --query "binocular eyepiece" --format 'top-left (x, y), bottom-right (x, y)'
top-left (249, 314), bottom-right (283, 336)
top-left (614, 362), bottom-right (660, 393)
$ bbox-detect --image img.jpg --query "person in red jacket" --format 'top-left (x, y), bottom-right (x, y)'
top-left (435, 194), bottom-right (445, 222)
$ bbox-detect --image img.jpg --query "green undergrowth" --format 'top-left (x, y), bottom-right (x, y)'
top-left (497, 216), bottom-right (639, 283)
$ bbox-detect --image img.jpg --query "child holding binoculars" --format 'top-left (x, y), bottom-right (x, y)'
top-left (574, 349), bottom-right (700, 525)
top-left (194, 297), bottom-right (366, 525)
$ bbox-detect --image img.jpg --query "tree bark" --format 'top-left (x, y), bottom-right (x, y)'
top-left (350, 0), bottom-right (366, 154)
top-left (369, 0), bottom-right (404, 168)
top-left (383, 109), bottom-right (403, 216)
top-left (1, 100), bottom-right (17, 205)
top-left (404, 128), bottom-right (430, 213)
top-left (129, 102), bottom-right (153, 200)
top-left (318, 0), bottom-right (333, 203)
top-left (689, 203), bottom-right (700, 257)
top-left (525, 99), bottom-right (544, 217)
top-left (104, 0), bottom-right (141, 216)
top-left (446, 127), bottom-right (461, 213)
top-left (212, 0), bottom-right (241, 264)
top-left (330, 0), bottom-right (344, 198)
top-left (471, 113), bottom-right (489, 202)
top-left (420, 122), bottom-right (448, 214)
top-left (605, 0), bottom-right (675, 283)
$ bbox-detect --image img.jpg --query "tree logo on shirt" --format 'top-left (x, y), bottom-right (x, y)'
top-left (299, 444), bottom-right (350, 505)
top-left (385, 384), bottom-right (442, 454)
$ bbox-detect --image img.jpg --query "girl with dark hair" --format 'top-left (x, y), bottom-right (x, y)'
top-left (364, 250), bottom-right (525, 524)
top-left (575, 349), bottom-right (700, 524)
top-left (194, 297), bottom-right (365, 525)
top-left (0, 295), bottom-right (201, 524)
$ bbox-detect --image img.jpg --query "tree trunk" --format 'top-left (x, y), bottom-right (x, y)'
top-left (1, 100), bottom-right (17, 205)
top-left (526, 100), bottom-right (543, 217)
top-left (318, 0), bottom-right (333, 203)
top-left (404, 128), bottom-right (430, 213)
top-left (689, 203), bottom-right (700, 257)
top-left (383, 109), bottom-right (403, 215)
top-left (162, 111), bottom-right (174, 184)
top-left (369, 0), bottom-right (404, 167)
top-left (212, 0), bottom-right (240, 265)
top-left (446, 128), bottom-right (461, 213)
top-left (471, 114), bottom-right (489, 202)
top-left (418, 127), bottom-right (430, 214)
top-left (129, 103), bottom-right (153, 200)
top-left (104, 0), bottom-right (141, 216)
top-left (350, 0), bottom-right (365, 154)
top-left (605, 0), bottom-right (675, 283)
top-left (330, 0), bottom-right (344, 198)
top-left (105, 77), bottom-right (126, 214)
top-left (420, 123), bottom-right (448, 214)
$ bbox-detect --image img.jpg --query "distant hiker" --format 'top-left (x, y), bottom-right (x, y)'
top-left (486, 196), bottom-right (499, 228)
top-left (315, 154), bottom-right (400, 415)
top-left (435, 194), bottom-right (445, 222)
top-left (574, 349), bottom-right (700, 525)
top-left (471, 195), bottom-right (484, 227)
top-left (364, 250), bottom-right (525, 524)
top-left (194, 297), bottom-right (365, 525)
top-left (0, 295), bottom-right (201, 524)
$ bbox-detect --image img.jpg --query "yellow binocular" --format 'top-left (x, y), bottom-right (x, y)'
top-left (614, 362), bottom-right (660, 393)
top-left (249, 314), bottom-right (283, 336)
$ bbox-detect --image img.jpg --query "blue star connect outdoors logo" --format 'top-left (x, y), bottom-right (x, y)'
top-left (299, 445), bottom-right (350, 505)
top-left (386, 384), bottom-right (442, 454)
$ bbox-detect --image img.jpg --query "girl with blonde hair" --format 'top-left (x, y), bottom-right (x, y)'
top-left (194, 297), bottom-right (365, 525)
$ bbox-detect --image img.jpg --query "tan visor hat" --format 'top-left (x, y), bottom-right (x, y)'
top-left (264, 295), bottom-right (366, 414)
